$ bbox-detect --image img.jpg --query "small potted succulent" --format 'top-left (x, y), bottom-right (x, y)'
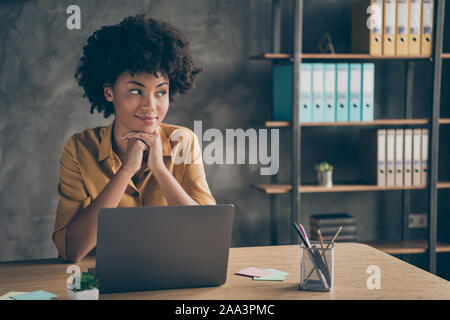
top-left (67, 272), bottom-right (100, 300)
top-left (315, 162), bottom-right (333, 188)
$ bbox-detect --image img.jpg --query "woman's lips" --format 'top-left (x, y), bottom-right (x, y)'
top-left (135, 114), bottom-right (158, 125)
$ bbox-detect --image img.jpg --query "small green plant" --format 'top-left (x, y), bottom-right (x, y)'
top-left (71, 272), bottom-right (100, 291)
top-left (315, 162), bottom-right (333, 172)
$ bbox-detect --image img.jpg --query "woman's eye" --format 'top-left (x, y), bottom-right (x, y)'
top-left (130, 89), bottom-right (142, 95)
top-left (158, 90), bottom-right (167, 96)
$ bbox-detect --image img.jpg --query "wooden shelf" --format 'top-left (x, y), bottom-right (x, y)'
top-left (252, 183), bottom-right (426, 194)
top-left (437, 182), bottom-right (450, 189)
top-left (264, 119), bottom-right (429, 127)
top-left (439, 118), bottom-right (450, 124)
top-left (250, 53), bottom-right (432, 60)
top-left (366, 240), bottom-right (450, 255)
top-left (264, 121), bottom-right (291, 127)
top-left (442, 53), bottom-right (450, 59)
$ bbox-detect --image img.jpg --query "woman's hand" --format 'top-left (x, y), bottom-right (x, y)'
top-left (120, 130), bottom-right (165, 173)
top-left (120, 136), bottom-right (148, 175)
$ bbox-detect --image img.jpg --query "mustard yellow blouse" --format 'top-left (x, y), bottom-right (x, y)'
top-left (53, 120), bottom-right (216, 260)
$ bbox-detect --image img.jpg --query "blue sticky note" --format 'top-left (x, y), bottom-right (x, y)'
top-left (11, 290), bottom-right (58, 300)
top-left (265, 268), bottom-right (290, 276)
top-left (253, 268), bottom-right (290, 281)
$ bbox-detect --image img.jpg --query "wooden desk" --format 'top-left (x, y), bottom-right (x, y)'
top-left (1, 243), bottom-right (449, 300)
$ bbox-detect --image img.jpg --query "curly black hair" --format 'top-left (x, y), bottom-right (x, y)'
top-left (75, 14), bottom-right (203, 118)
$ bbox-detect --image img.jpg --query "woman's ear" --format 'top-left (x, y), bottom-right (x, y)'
top-left (103, 84), bottom-right (114, 102)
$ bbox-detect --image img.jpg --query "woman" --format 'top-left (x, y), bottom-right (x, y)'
top-left (53, 15), bottom-right (215, 263)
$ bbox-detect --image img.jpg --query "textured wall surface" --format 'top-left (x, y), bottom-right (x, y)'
top-left (0, 0), bottom-right (448, 275)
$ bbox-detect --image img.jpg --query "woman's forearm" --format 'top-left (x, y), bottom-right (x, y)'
top-left (153, 167), bottom-right (199, 206)
top-left (66, 167), bottom-right (134, 262)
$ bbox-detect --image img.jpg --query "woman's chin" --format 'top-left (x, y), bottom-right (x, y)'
top-left (134, 120), bottom-right (159, 133)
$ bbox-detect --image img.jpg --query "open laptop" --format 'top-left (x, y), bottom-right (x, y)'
top-left (95, 204), bottom-right (234, 294)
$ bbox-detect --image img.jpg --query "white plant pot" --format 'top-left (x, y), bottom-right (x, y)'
top-left (317, 170), bottom-right (333, 188)
top-left (67, 288), bottom-right (99, 300)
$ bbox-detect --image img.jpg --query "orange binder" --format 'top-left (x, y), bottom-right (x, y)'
top-left (421, 0), bottom-right (434, 56)
top-left (352, 0), bottom-right (384, 55)
top-left (396, 0), bottom-right (409, 56)
top-left (409, 0), bottom-right (422, 55)
top-left (383, 0), bottom-right (397, 55)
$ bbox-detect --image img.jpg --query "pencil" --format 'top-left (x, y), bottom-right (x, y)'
top-left (317, 229), bottom-right (329, 271)
top-left (326, 225), bottom-right (342, 249)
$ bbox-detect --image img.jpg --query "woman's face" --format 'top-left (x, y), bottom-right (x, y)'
top-left (104, 71), bottom-right (170, 134)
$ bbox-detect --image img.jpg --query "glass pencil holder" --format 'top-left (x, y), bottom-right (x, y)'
top-left (299, 241), bottom-right (334, 292)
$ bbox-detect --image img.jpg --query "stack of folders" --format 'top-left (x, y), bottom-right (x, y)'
top-left (310, 213), bottom-right (357, 242)
top-left (273, 63), bottom-right (374, 122)
top-left (360, 128), bottom-right (428, 186)
top-left (352, 0), bottom-right (434, 56)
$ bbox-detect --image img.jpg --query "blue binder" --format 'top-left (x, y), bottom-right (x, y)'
top-left (336, 63), bottom-right (349, 122)
top-left (362, 63), bottom-right (375, 121)
top-left (299, 63), bottom-right (312, 123)
top-left (323, 64), bottom-right (336, 122)
top-left (272, 64), bottom-right (293, 121)
top-left (349, 63), bottom-right (362, 122)
top-left (312, 64), bottom-right (324, 122)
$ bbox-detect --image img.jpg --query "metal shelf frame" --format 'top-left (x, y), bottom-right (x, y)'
top-left (264, 0), bottom-right (447, 274)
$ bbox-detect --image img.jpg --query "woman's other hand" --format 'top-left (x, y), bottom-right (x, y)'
top-left (119, 136), bottom-right (148, 175)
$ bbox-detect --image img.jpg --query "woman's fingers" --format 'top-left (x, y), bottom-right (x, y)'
top-left (121, 132), bottom-right (158, 147)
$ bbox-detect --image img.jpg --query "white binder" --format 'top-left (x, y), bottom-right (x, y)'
top-left (421, 128), bottom-right (428, 185)
top-left (395, 129), bottom-right (404, 186)
top-left (336, 64), bottom-right (349, 122)
top-left (299, 63), bottom-right (312, 123)
top-left (386, 129), bottom-right (395, 186)
top-left (312, 64), bottom-right (324, 122)
top-left (412, 128), bottom-right (422, 185)
top-left (378, 129), bottom-right (387, 187)
top-left (323, 64), bottom-right (336, 122)
top-left (403, 128), bottom-right (413, 186)
top-left (349, 64), bottom-right (362, 121)
top-left (362, 63), bottom-right (375, 121)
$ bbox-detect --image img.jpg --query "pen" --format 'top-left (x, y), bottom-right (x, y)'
top-left (293, 223), bottom-right (310, 248)
top-left (298, 224), bottom-right (311, 248)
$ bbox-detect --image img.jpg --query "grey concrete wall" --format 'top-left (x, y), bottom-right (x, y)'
top-left (0, 0), bottom-right (448, 271)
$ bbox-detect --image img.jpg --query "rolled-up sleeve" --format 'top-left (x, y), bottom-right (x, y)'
top-left (52, 136), bottom-right (91, 261)
top-left (179, 131), bottom-right (216, 205)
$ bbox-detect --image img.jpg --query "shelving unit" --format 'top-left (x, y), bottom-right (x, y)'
top-left (251, 0), bottom-right (449, 274)
top-left (252, 183), bottom-right (427, 194)
top-left (249, 53), bottom-right (432, 60)
top-left (264, 118), bottom-right (430, 127)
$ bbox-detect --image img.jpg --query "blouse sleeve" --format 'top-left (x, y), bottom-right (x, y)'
top-left (52, 136), bottom-right (91, 261)
top-left (177, 130), bottom-right (216, 205)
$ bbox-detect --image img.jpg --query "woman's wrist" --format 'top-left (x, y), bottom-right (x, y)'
top-left (151, 163), bottom-right (168, 178)
top-left (118, 165), bottom-right (136, 179)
